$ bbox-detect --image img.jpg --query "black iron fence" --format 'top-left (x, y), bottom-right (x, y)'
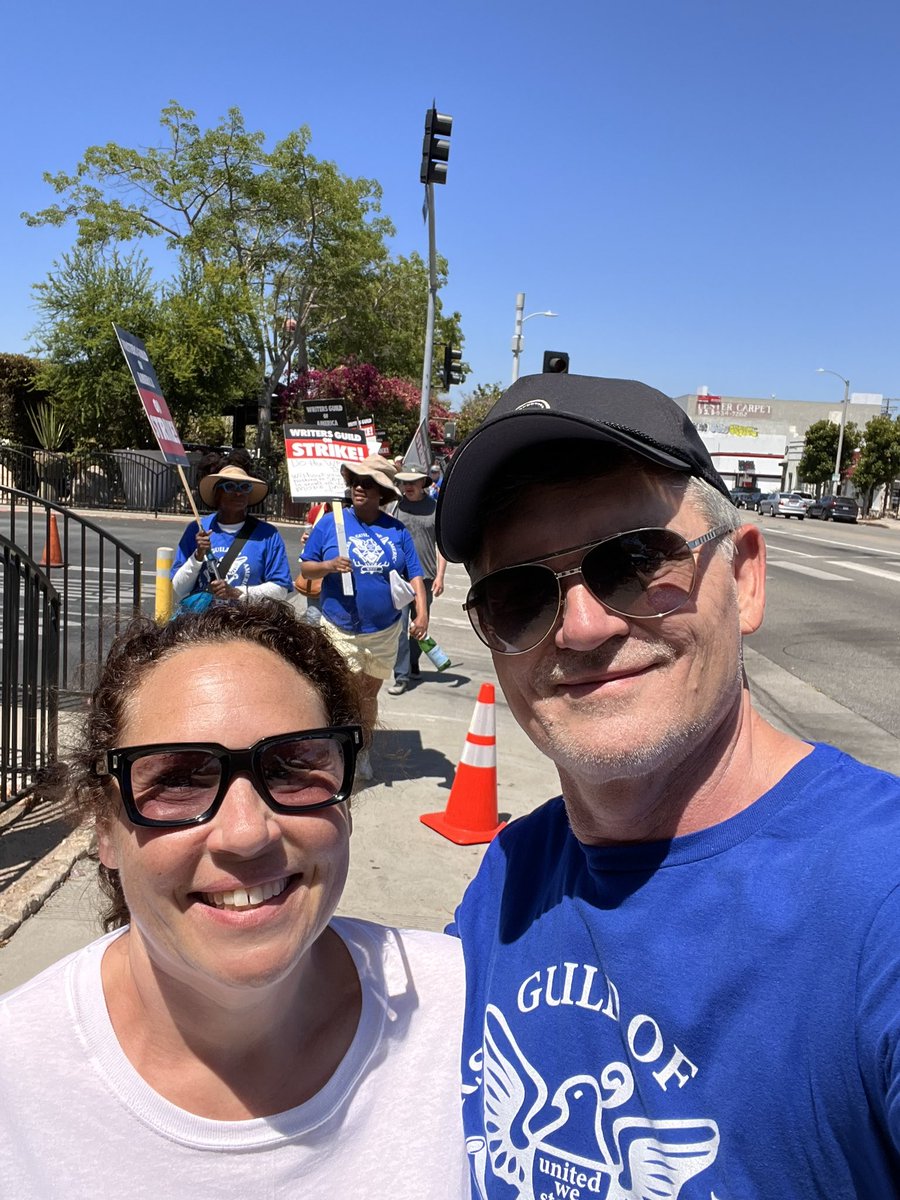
top-left (0, 534), bottom-right (60, 811)
top-left (0, 445), bottom-right (307, 523)
top-left (0, 487), bottom-right (143, 694)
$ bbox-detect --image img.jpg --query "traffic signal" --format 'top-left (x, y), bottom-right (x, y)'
top-left (420, 108), bottom-right (453, 185)
top-left (542, 350), bottom-right (570, 374)
top-left (441, 345), bottom-right (463, 390)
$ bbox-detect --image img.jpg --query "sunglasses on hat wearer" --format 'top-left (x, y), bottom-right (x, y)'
top-left (215, 480), bottom-right (254, 495)
top-left (463, 525), bottom-right (732, 655)
top-left (345, 473), bottom-right (380, 490)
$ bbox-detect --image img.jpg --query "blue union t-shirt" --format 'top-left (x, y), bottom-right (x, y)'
top-left (450, 744), bottom-right (900, 1199)
top-left (171, 514), bottom-right (293, 595)
top-left (301, 509), bottom-right (423, 634)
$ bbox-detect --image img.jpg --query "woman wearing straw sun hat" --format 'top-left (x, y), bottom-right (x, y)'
top-left (298, 455), bottom-right (427, 778)
top-left (171, 460), bottom-right (293, 605)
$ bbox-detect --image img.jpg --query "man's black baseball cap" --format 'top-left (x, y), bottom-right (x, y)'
top-left (435, 373), bottom-right (732, 563)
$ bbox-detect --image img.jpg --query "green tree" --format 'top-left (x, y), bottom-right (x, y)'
top-left (0, 353), bottom-right (46, 445)
top-left (455, 382), bottom-right (504, 439)
top-left (31, 245), bottom-right (159, 448)
top-left (798, 418), bottom-right (861, 491)
top-left (310, 252), bottom-right (463, 384)
top-left (23, 101), bottom-right (398, 453)
top-left (851, 415), bottom-right (900, 515)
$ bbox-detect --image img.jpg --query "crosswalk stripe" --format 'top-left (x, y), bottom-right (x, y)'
top-left (827, 561), bottom-right (900, 583)
top-left (768, 561), bottom-right (850, 581)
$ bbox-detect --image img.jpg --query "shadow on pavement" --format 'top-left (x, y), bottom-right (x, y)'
top-left (371, 729), bottom-right (456, 791)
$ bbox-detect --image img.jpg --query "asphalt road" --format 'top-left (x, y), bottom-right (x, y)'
top-left (748, 512), bottom-right (900, 740)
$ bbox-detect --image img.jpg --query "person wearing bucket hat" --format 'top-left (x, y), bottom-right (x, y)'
top-left (438, 374), bottom-right (900, 1197)
top-left (171, 458), bottom-right (293, 605)
top-left (298, 454), bottom-right (428, 776)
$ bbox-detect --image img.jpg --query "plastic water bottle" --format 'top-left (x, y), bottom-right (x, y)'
top-left (417, 635), bottom-right (451, 671)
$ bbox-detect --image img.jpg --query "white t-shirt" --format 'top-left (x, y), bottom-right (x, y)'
top-left (0, 917), bottom-right (469, 1198)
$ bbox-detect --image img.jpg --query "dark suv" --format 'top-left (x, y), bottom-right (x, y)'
top-left (806, 495), bottom-right (859, 523)
top-left (730, 489), bottom-right (763, 510)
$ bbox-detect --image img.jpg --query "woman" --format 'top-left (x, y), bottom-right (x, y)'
top-left (298, 455), bottom-right (428, 776)
top-left (171, 460), bottom-right (293, 604)
top-left (0, 603), bottom-right (468, 1197)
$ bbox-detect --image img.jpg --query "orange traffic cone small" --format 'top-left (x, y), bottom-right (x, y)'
top-left (39, 514), bottom-right (64, 568)
top-left (420, 682), bottom-right (506, 845)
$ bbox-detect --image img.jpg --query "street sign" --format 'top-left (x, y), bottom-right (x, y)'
top-left (113, 325), bottom-right (188, 465)
top-left (283, 425), bottom-right (368, 500)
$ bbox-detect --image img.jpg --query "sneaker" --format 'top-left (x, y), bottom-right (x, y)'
top-left (387, 679), bottom-right (408, 695)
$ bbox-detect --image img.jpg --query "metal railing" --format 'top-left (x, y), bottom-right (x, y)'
top-left (0, 487), bottom-right (143, 694)
top-left (0, 534), bottom-right (60, 810)
top-left (0, 445), bottom-right (307, 523)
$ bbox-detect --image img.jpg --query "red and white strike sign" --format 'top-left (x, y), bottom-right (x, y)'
top-left (283, 425), bottom-right (368, 500)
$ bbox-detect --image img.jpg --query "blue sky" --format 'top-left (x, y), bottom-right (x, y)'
top-left (3, 0), bottom-right (899, 406)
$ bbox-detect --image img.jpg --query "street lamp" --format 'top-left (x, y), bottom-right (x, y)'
top-left (816, 367), bottom-right (851, 495)
top-left (511, 292), bottom-right (558, 382)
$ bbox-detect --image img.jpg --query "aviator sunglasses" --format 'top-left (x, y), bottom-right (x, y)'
top-left (95, 726), bottom-right (363, 829)
top-left (463, 525), bottom-right (732, 655)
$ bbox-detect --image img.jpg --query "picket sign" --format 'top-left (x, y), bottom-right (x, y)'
top-left (113, 324), bottom-right (210, 551)
top-left (331, 501), bottom-right (354, 597)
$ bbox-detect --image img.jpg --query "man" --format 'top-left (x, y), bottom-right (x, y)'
top-left (388, 464), bottom-right (446, 695)
top-left (436, 373), bottom-right (900, 1199)
top-left (427, 462), bottom-right (443, 500)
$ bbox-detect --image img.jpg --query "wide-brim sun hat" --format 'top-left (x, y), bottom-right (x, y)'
top-left (435, 373), bottom-right (733, 563)
top-left (341, 454), bottom-right (401, 499)
top-left (199, 464), bottom-right (269, 508)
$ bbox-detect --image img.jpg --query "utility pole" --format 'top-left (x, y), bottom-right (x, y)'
top-left (817, 367), bottom-right (851, 495)
top-left (511, 292), bottom-right (525, 383)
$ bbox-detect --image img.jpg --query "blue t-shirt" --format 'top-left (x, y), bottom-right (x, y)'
top-left (450, 744), bottom-right (900, 1198)
top-left (301, 510), bottom-right (423, 634)
top-left (171, 514), bottom-right (293, 595)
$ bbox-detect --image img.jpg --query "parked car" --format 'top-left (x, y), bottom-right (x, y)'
top-left (730, 489), bottom-right (764, 510)
top-left (806, 494), bottom-right (859, 523)
top-left (789, 490), bottom-right (814, 509)
top-left (758, 492), bottom-right (807, 519)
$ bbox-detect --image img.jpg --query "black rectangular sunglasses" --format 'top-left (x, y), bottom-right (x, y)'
top-left (463, 525), bottom-right (731, 655)
top-left (95, 726), bottom-right (364, 829)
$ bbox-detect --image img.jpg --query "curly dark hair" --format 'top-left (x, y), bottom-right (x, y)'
top-left (65, 601), bottom-right (367, 932)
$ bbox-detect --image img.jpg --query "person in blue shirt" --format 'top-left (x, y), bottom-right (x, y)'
top-left (299, 455), bottom-right (426, 779)
top-left (435, 373), bottom-right (900, 1199)
top-left (171, 462), bottom-right (293, 605)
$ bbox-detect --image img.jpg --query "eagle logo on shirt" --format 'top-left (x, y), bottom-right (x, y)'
top-left (347, 531), bottom-right (396, 575)
top-left (466, 1006), bottom-right (719, 1200)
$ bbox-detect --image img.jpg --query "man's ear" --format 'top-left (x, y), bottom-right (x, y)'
top-left (731, 524), bottom-right (766, 635)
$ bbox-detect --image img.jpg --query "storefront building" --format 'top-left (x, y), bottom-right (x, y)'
top-left (673, 391), bottom-right (885, 494)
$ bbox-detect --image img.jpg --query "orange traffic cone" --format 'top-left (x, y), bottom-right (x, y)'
top-left (420, 682), bottom-right (507, 845)
top-left (39, 514), bottom-right (64, 568)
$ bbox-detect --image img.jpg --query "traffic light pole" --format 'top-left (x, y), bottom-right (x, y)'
top-left (419, 182), bottom-right (438, 427)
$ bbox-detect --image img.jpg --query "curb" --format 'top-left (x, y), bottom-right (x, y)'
top-left (0, 823), bottom-right (94, 944)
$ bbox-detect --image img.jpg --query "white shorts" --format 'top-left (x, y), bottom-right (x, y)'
top-left (320, 618), bottom-right (402, 681)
